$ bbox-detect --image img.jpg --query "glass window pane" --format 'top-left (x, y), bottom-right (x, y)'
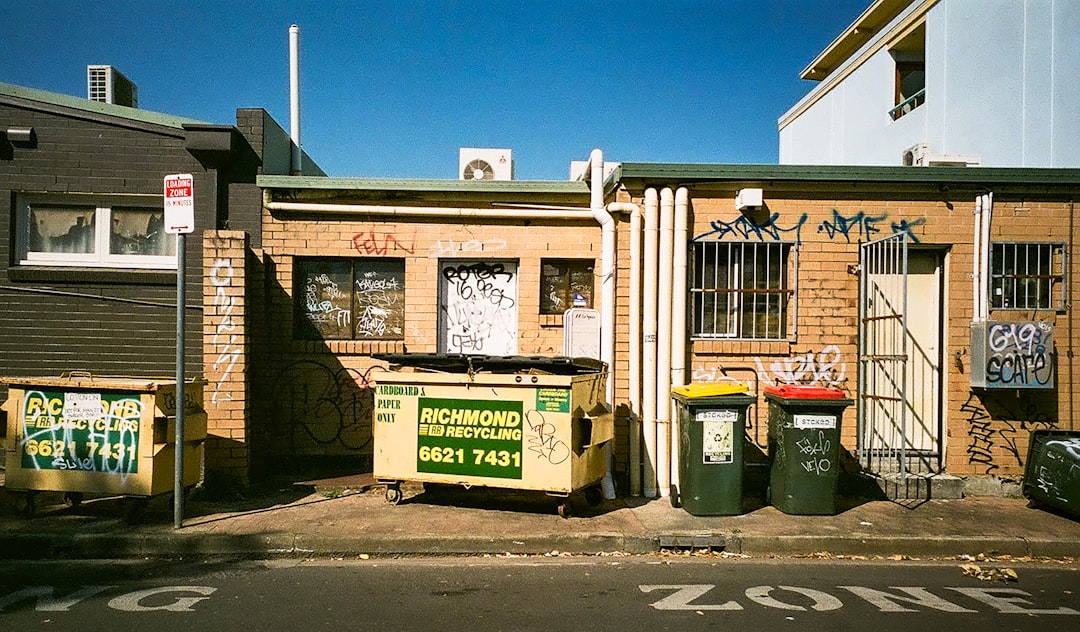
top-left (29, 205), bottom-right (95, 254)
top-left (110, 207), bottom-right (174, 256)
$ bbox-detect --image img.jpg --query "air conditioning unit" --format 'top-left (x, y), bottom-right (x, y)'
top-left (459, 148), bottom-right (513, 181)
top-left (903, 143), bottom-right (980, 167)
top-left (902, 143), bottom-right (929, 166)
top-left (87, 65), bottom-right (138, 108)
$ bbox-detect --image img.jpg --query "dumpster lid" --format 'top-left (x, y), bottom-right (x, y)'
top-left (764, 384), bottom-right (848, 399)
top-left (373, 353), bottom-right (605, 376)
top-left (672, 381), bottom-right (749, 397)
top-left (0, 372), bottom-right (203, 391)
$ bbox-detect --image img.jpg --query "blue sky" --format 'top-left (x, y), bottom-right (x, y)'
top-left (1, 0), bottom-right (870, 180)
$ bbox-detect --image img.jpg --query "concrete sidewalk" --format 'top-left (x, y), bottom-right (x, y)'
top-left (1, 473), bottom-right (1078, 561)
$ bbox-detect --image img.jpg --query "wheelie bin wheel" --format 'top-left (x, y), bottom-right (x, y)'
top-left (584, 485), bottom-right (603, 507)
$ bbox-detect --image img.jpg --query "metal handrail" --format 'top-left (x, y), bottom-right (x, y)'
top-left (889, 88), bottom-right (926, 120)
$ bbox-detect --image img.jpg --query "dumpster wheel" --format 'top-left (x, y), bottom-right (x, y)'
top-left (384, 483), bottom-right (403, 505)
top-left (557, 498), bottom-right (573, 519)
top-left (19, 491), bottom-right (38, 518)
top-left (63, 492), bottom-right (84, 508)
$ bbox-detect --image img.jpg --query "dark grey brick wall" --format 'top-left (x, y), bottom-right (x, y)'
top-left (0, 101), bottom-right (219, 395)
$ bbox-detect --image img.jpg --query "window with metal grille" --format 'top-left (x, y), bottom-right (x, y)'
top-left (691, 241), bottom-right (796, 340)
top-left (990, 242), bottom-right (1065, 310)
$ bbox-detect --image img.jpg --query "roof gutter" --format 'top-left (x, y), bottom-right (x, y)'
top-left (264, 200), bottom-right (595, 220)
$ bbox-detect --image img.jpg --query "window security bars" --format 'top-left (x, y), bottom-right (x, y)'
top-left (990, 242), bottom-right (1066, 310)
top-left (691, 241), bottom-right (795, 340)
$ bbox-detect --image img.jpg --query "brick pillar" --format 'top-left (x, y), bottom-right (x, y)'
top-left (203, 231), bottom-right (251, 486)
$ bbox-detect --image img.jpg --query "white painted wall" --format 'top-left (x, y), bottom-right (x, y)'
top-left (780, 0), bottom-right (1080, 168)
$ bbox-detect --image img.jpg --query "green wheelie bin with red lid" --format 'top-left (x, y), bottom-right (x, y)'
top-left (763, 384), bottom-right (853, 515)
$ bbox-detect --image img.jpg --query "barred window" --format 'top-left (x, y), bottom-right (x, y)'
top-left (691, 241), bottom-right (795, 340)
top-left (990, 242), bottom-right (1065, 310)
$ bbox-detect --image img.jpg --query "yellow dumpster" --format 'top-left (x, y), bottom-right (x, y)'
top-left (373, 354), bottom-right (612, 517)
top-left (2, 373), bottom-right (206, 517)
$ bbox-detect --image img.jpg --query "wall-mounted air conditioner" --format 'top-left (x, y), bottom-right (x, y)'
top-left (903, 143), bottom-right (980, 167)
top-left (459, 148), bottom-right (513, 180)
top-left (87, 65), bottom-right (138, 108)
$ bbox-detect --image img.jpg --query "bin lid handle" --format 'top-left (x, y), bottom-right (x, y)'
top-left (61, 370), bottom-right (93, 380)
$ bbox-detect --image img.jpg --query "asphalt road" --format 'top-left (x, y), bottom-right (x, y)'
top-left (1, 556), bottom-right (1076, 631)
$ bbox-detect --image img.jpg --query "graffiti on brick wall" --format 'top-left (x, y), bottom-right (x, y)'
top-left (209, 258), bottom-right (241, 405)
top-left (269, 361), bottom-right (382, 453)
top-left (351, 231), bottom-right (415, 256)
top-left (429, 238), bottom-right (508, 258)
top-left (754, 345), bottom-right (847, 388)
top-left (695, 209), bottom-right (926, 245)
top-left (962, 391), bottom-right (1057, 474)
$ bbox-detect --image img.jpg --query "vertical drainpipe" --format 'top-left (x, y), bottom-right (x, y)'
top-left (608, 200), bottom-right (643, 497)
top-left (980, 193), bottom-right (993, 322)
top-left (589, 148), bottom-right (617, 499)
top-left (656, 187), bottom-right (675, 497)
top-left (289, 24), bottom-right (302, 175)
top-left (642, 189), bottom-right (660, 498)
top-left (669, 187), bottom-right (689, 495)
top-left (972, 195), bottom-right (983, 322)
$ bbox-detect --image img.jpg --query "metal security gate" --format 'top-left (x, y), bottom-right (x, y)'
top-left (858, 234), bottom-right (944, 492)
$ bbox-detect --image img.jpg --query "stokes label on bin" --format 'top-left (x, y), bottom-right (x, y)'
top-left (19, 389), bottom-right (142, 474)
top-left (416, 397), bottom-right (524, 479)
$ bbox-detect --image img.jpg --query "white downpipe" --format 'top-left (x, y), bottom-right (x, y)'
top-left (980, 193), bottom-right (994, 322)
top-left (289, 24), bottom-right (302, 175)
top-left (610, 201), bottom-right (642, 497)
top-left (656, 187), bottom-right (675, 497)
top-left (588, 148), bottom-right (617, 500)
top-left (642, 188), bottom-right (660, 498)
top-left (973, 195), bottom-right (983, 322)
top-left (669, 187), bottom-right (689, 495)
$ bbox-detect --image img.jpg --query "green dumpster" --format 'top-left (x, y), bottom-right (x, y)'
top-left (1022, 430), bottom-right (1080, 519)
top-left (672, 382), bottom-right (755, 516)
top-left (763, 384), bottom-right (853, 515)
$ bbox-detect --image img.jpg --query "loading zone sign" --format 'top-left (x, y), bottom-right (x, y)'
top-left (163, 173), bottom-right (194, 234)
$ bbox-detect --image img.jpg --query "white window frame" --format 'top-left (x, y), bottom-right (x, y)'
top-left (16, 193), bottom-right (176, 270)
top-left (691, 240), bottom-right (797, 341)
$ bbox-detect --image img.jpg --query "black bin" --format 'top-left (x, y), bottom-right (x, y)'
top-left (1022, 430), bottom-right (1080, 519)
top-left (763, 384), bottom-right (853, 515)
top-left (672, 384), bottom-right (755, 516)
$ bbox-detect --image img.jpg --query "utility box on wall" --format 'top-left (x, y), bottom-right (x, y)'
top-left (970, 321), bottom-right (1055, 389)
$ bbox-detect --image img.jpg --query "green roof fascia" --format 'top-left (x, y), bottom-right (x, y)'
top-left (0, 81), bottom-right (208, 130)
top-left (258, 175), bottom-right (591, 196)
top-left (616, 162), bottom-right (1080, 187)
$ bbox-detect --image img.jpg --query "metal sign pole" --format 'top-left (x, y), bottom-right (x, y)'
top-left (174, 232), bottom-right (186, 530)
top-left (164, 172), bottom-right (193, 530)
